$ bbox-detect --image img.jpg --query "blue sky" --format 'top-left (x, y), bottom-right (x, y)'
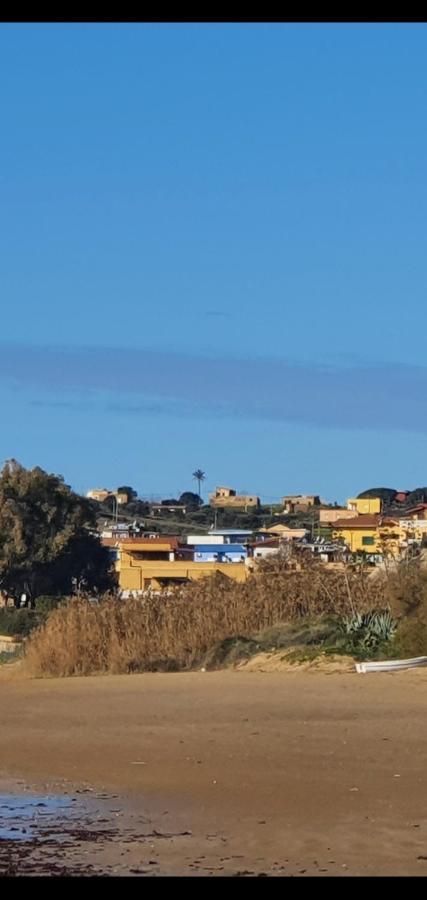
top-left (1, 23), bottom-right (427, 503)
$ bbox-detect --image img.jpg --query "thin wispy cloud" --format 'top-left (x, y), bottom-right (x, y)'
top-left (1, 342), bottom-right (426, 434)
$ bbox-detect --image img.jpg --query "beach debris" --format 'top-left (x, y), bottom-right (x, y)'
top-left (356, 656), bottom-right (427, 674)
top-left (143, 829), bottom-right (192, 839)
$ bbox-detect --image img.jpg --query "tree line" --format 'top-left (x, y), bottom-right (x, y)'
top-left (0, 460), bottom-right (113, 603)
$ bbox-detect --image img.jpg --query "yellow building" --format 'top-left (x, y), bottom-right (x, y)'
top-left (332, 515), bottom-right (400, 556)
top-left (117, 538), bottom-right (247, 591)
top-left (347, 497), bottom-right (382, 515)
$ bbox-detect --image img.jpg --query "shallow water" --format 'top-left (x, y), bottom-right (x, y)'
top-left (0, 793), bottom-right (82, 841)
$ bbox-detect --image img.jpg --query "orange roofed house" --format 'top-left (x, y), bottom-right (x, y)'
top-left (116, 536), bottom-right (247, 592)
top-left (332, 515), bottom-right (400, 557)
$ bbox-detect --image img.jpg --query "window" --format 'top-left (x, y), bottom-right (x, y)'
top-left (362, 536), bottom-right (375, 546)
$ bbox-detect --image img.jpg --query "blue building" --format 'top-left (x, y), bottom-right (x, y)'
top-left (208, 529), bottom-right (253, 544)
top-left (193, 543), bottom-right (247, 563)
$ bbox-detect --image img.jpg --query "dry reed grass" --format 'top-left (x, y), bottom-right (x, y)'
top-left (24, 555), bottom-right (386, 677)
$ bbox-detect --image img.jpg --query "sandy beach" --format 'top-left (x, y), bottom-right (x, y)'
top-left (1, 664), bottom-right (427, 876)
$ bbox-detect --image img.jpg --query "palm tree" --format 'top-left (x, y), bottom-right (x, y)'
top-left (192, 469), bottom-right (206, 500)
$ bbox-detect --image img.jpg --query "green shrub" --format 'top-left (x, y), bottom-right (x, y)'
top-left (35, 596), bottom-right (63, 616)
top-left (0, 647), bottom-right (23, 664)
top-left (0, 608), bottom-right (42, 637)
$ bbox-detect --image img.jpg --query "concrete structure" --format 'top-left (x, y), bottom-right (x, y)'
top-left (151, 504), bottom-right (187, 515)
top-left (115, 491), bottom-right (132, 505)
top-left (209, 486), bottom-right (260, 509)
top-left (258, 524), bottom-right (308, 541)
top-left (0, 635), bottom-right (23, 654)
top-left (87, 488), bottom-right (111, 503)
top-left (252, 539), bottom-right (282, 560)
top-left (347, 497), bottom-right (382, 515)
top-left (87, 488), bottom-right (132, 505)
top-left (319, 508), bottom-right (356, 525)
top-left (332, 515), bottom-right (400, 556)
top-left (117, 538), bottom-right (247, 591)
top-left (282, 495), bottom-right (320, 513)
top-left (186, 534), bottom-right (227, 546)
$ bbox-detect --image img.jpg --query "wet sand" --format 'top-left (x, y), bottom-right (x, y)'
top-left (1, 666), bottom-right (427, 876)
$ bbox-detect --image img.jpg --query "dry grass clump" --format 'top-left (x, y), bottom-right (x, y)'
top-left (24, 555), bottom-right (386, 677)
top-left (384, 560), bottom-right (427, 656)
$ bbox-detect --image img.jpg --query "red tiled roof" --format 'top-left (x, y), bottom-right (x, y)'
top-left (119, 537), bottom-right (180, 550)
top-left (333, 514), bottom-right (399, 529)
top-left (333, 515), bottom-right (380, 528)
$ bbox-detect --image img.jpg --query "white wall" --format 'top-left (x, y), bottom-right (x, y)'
top-left (187, 534), bottom-right (225, 545)
top-left (253, 546), bottom-right (279, 559)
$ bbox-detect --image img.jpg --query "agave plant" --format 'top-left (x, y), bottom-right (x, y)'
top-left (340, 610), bottom-right (397, 648)
top-left (342, 612), bottom-right (365, 634)
top-left (364, 610), bottom-right (397, 641)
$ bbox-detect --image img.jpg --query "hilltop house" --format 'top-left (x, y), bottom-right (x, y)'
top-left (209, 486), bottom-right (260, 509)
top-left (347, 497), bottom-right (382, 515)
top-left (282, 495), bottom-right (320, 514)
top-left (87, 488), bottom-right (132, 505)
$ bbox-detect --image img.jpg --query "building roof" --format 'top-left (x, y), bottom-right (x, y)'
top-left (252, 538), bottom-right (281, 548)
top-left (333, 515), bottom-right (399, 529)
top-left (283, 494), bottom-right (318, 500)
top-left (194, 544), bottom-right (247, 553)
top-left (333, 515), bottom-right (380, 529)
top-left (209, 529), bottom-right (253, 536)
top-left (118, 537), bottom-right (180, 551)
top-left (260, 524), bottom-right (307, 534)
